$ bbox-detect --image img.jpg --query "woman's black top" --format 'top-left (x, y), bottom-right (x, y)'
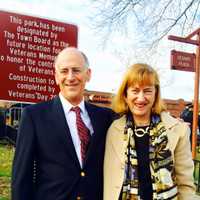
top-left (134, 126), bottom-right (153, 200)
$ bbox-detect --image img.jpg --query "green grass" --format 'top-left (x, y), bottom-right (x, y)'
top-left (0, 143), bottom-right (14, 200)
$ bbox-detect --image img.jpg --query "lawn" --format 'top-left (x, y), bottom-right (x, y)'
top-left (0, 143), bottom-right (14, 200)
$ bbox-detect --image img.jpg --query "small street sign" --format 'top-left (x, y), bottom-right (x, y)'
top-left (171, 50), bottom-right (195, 72)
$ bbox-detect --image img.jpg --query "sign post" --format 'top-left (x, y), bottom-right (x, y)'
top-left (168, 28), bottom-right (200, 158)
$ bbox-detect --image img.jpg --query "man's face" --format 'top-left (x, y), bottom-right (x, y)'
top-left (55, 49), bottom-right (91, 105)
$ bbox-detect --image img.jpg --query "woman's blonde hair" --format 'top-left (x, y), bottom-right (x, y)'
top-left (112, 63), bottom-right (166, 115)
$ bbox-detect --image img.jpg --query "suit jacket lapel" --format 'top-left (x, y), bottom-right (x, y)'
top-left (52, 96), bottom-right (80, 169)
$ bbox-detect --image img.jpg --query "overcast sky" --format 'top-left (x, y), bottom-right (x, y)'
top-left (0, 0), bottom-right (196, 101)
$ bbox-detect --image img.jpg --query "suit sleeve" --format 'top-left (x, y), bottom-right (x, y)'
top-left (174, 123), bottom-right (197, 200)
top-left (11, 108), bottom-right (35, 200)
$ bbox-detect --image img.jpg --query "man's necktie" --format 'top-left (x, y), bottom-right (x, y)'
top-left (71, 107), bottom-right (90, 162)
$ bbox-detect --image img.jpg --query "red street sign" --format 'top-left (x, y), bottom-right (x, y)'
top-left (0, 10), bottom-right (78, 103)
top-left (170, 50), bottom-right (195, 72)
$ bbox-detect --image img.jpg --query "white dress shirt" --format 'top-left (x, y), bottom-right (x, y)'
top-left (59, 93), bottom-right (94, 167)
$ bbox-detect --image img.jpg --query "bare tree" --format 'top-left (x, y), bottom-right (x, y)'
top-left (90, 0), bottom-right (200, 48)
top-left (87, 0), bottom-right (200, 90)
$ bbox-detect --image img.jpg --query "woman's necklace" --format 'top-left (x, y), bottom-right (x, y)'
top-left (134, 125), bottom-right (150, 137)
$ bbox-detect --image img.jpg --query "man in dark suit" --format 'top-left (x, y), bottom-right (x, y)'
top-left (12, 47), bottom-right (114, 200)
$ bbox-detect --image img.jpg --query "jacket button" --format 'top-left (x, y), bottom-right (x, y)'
top-left (80, 171), bottom-right (85, 177)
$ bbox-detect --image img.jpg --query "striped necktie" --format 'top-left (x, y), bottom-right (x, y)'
top-left (71, 106), bottom-right (90, 162)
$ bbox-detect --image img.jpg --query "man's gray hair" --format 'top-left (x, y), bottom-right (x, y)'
top-left (80, 51), bottom-right (89, 67)
top-left (54, 47), bottom-right (89, 70)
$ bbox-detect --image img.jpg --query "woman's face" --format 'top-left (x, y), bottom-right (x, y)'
top-left (125, 84), bottom-right (156, 123)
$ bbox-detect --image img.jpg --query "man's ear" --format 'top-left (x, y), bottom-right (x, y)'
top-left (86, 68), bottom-right (91, 82)
top-left (54, 71), bottom-right (59, 85)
